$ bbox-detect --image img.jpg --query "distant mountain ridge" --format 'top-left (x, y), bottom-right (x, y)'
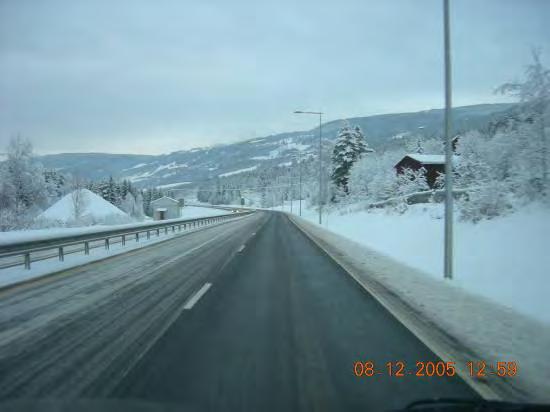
top-left (37, 103), bottom-right (514, 188)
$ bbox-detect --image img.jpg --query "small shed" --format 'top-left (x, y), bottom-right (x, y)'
top-left (151, 196), bottom-right (180, 220)
top-left (394, 154), bottom-right (446, 188)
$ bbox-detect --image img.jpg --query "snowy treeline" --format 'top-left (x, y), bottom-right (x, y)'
top-left (195, 153), bottom-right (331, 208)
top-left (0, 137), bottom-right (149, 230)
top-left (0, 137), bottom-right (67, 231)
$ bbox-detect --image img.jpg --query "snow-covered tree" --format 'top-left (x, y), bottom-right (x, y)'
top-left (348, 150), bottom-right (400, 202)
top-left (496, 48), bottom-right (550, 194)
top-left (0, 136), bottom-right (48, 229)
top-left (70, 176), bottom-right (87, 221)
top-left (395, 167), bottom-right (430, 197)
top-left (331, 122), bottom-right (371, 195)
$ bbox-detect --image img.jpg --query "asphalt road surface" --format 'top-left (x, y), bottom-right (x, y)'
top-left (0, 211), bottom-right (479, 411)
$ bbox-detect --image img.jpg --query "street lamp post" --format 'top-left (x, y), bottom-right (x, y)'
top-left (298, 150), bottom-right (302, 217)
top-left (290, 166), bottom-right (293, 214)
top-left (294, 110), bottom-right (323, 225)
top-left (443, 0), bottom-right (453, 280)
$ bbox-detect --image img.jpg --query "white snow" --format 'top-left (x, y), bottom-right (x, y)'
top-left (391, 131), bottom-right (411, 140)
top-left (127, 161), bottom-right (188, 182)
top-left (37, 189), bottom-right (128, 224)
top-left (0, 207), bottom-right (242, 289)
top-left (157, 181), bottom-right (192, 189)
top-left (122, 162), bottom-right (149, 171)
top-left (404, 154), bottom-right (460, 165)
top-left (1, 207), bottom-right (228, 247)
top-left (218, 165), bottom-right (257, 177)
top-left (0, 211), bottom-right (247, 290)
top-left (251, 143), bottom-right (310, 161)
top-left (179, 206), bottom-right (229, 219)
top-left (296, 203), bottom-right (550, 324)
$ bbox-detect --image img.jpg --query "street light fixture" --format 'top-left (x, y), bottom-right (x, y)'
top-left (294, 110), bottom-right (323, 225)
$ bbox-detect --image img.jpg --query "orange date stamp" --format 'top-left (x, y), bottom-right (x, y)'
top-left (353, 360), bottom-right (518, 378)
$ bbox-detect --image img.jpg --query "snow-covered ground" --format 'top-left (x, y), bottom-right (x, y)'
top-left (218, 165), bottom-right (258, 177)
top-left (277, 202), bottom-right (550, 325)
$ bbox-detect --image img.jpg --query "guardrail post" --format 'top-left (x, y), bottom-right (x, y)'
top-left (105, 238), bottom-right (110, 250)
top-left (165, 227), bottom-right (168, 235)
top-left (178, 224), bottom-right (181, 231)
top-left (122, 235), bottom-right (126, 246)
top-left (24, 252), bottom-right (31, 270)
top-left (58, 246), bottom-right (64, 261)
top-left (84, 241), bottom-right (90, 255)
top-left (157, 228), bottom-right (160, 236)
top-left (172, 225), bottom-right (175, 233)
top-left (147, 230), bottom-right (150, 240)
top-left (135, 232), bottom-right (139, 242)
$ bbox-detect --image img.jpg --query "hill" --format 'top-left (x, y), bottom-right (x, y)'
top-left (37, 103), bottom-right (514, 188)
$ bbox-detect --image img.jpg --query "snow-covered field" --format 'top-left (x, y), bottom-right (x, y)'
top-left (277, 203), bottom-right (549, 325)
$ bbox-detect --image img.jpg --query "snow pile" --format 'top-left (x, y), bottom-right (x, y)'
top-left (37, 189), bottom-right (132, 226)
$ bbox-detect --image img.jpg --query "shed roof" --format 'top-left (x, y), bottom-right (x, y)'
top-left (150, 196), bottom-right (179, 205)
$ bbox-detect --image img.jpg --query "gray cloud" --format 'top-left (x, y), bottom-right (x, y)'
top-left (0, 0), bottom-right (548, 154)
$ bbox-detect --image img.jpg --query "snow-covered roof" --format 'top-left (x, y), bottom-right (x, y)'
top-left (406, 154), bottom-right (446, 164)
top-left (155, 208), bottom-right (168, 212)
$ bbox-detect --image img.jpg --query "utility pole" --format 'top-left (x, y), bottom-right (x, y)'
top-left (318, 112), bottom-right (323, 225)
top-left (443, 0), bottom-right (453, 280)
top-left (290, 167), bottom-right (293, 214)
top-left (299, 151), bottom-right (302, 217)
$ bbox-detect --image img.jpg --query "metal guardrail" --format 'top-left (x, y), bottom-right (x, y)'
top-left (0, 211), bottom-right (253, 270)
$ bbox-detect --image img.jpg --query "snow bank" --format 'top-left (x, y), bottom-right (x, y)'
top-left (37, 189), bottom-right (131, 226)
top-left (1, 207), bottom-right (232, 246)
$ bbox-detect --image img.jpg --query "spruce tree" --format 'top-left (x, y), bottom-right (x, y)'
top-left (331, 122), bottom-right (358, 193)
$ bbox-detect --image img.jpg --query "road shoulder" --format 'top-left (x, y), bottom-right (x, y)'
top-left (287, 212), bottom-right (550, 403)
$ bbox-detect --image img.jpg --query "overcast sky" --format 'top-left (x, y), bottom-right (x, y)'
top-left (0, 0), bottom-right (548, 155)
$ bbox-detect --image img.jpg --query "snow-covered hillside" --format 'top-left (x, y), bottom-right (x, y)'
top-left (35, 103), bottom-right (513, 188)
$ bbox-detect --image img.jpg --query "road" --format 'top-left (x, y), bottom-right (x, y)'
top-left (0, 211), bottom-right (479, 411)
